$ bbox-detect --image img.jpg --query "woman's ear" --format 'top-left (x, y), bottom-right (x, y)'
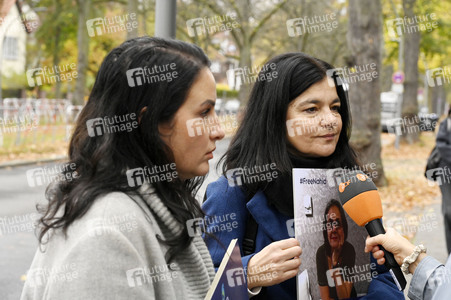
top-left (138, 106), bottom-right (147, 124)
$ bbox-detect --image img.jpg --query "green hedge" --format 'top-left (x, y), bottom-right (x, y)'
top-left (216, 86), bottom-right (239, 99)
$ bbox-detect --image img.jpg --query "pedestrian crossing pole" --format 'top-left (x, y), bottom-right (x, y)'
top-left (155, 0), bottom-right (177, 39)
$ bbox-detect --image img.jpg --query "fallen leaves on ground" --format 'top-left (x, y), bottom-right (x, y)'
top-left (379, 132), bottom-right (441, 240)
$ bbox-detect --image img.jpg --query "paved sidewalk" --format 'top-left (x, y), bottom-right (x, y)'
top-left (414, 201), bottom-right (448, 263)
top-left (0, 155), bottom-right (67, 169)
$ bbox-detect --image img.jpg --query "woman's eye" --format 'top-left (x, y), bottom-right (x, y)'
top-left (305, 107), bottom-right (317, 113)
top-left (200, 108), bottom-right (211, 116)
top-left (332, 106), bottom-right (341, 112)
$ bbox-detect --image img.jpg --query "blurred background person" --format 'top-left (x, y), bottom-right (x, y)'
top-left (436, 108), bottom-right (451, 254)
top-left (316, 199), bottom-right (356, 299)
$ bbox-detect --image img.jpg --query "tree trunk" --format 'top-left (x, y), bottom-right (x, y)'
top-left (347, 0), bottom-right (386, 186)
top-left (74, 0), bottom-right (91, 105)
top-left (53, 25), bottom-right (62, 99)
top-left (237, 0), bottom-right (252, 105)
top-left (401, 0), bottom-right (420, 143)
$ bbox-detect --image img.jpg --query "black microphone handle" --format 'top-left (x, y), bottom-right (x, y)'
top-left (365, 219), bottom-right (407, 291)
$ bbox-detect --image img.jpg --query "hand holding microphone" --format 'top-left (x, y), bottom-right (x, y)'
top-left (337, 170), bottom-right (407, 291)
top-left (364, 228), bottom-right (427, 275)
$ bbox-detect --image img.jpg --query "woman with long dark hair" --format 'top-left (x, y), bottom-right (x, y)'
top-left (21, 37), bottom-right (224, 299)
top-left (316, 199), bottom-right (356, 299)
top-left (202, 52), bottom-right (404, 299)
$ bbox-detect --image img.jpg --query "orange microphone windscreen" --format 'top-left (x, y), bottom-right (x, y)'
top-left (337, 170), bottom-right (383, 226)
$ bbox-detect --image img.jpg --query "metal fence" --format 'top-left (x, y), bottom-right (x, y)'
top-left (0, 98), bottom-right (83, 147)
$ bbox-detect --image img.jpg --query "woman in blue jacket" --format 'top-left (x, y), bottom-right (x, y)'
top-left (202, 52), bottom-right (404, 299)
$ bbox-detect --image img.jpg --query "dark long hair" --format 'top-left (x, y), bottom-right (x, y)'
top-left (322, 199), bottom-right (348, 257)
top-left (221, 52), bottom-right (359, 194)
top-left (37, 37), bottom-right (211, 262)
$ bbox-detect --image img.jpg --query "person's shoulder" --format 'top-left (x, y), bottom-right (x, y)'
top-left (343, 241), bottom-right (356, 254)
top-left (69, 191), bottom-right (156, 240)
top-left (206, 175), bottom-right (245, 199)
top-left (316, 243), bottom-right (327, 257)
top-left (207, 175), bottom-right (230, 191)
top-left (203, 175), bottom-right (250, 216)
top-left (88, 191), bottom-right (145, 220)
top-left (439, 118), bottom-right (450, 131)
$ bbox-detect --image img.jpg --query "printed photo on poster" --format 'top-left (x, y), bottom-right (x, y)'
top-left (293, 168), bottom-right (375, 300)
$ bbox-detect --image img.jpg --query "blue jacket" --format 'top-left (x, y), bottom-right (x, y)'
top-left (203, 176), bottom-right (404, 299)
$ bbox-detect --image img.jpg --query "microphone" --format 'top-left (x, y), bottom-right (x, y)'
top-left (337, 170), bottom-right (407, 291)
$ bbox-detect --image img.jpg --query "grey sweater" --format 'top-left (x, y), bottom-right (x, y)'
top-left (20, 184), bottom-right (215, 300)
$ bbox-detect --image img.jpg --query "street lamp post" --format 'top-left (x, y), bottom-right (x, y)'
top-left (155, 0), bottom-right (176, 39)
top-left (0, 16), bottom-right (19, 102)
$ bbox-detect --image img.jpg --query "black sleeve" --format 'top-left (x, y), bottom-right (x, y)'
top-left (436, 119), bottom-right (451, 165)
top-left (316, 245), bottom-right (328, 286)
top-left (341, 241), bottom-right (356, 269)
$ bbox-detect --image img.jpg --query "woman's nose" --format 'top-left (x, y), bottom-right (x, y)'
top-left (320, 111), bottom-right (338, 127)
top-left (209, 114), bottom-right (225, 140)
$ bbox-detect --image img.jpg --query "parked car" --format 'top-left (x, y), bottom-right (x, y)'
top-left (380, 93), bottom-right (438, 132)
top-left (381, 92), bottom-right (400, 132)
top-left (214, 98), bottom-right (223, 115)
top-left (224, 99), bottom-right (240, 114)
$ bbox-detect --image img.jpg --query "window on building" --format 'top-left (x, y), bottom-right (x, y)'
top-left (3, 36), bottom-right (18, 60)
